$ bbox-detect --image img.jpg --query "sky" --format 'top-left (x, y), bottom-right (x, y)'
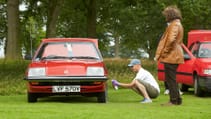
top-left (0, 46), bottom-right (4, 58)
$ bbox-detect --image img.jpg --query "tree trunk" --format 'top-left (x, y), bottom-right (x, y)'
top-left (46, 0), bottom-right (64, 38)
top-left (86, 0), bottom-right (96, 38)
top-left (6, 0), bottom-right (21, 60)
top-left (114, 35), bottom-right (120, 58)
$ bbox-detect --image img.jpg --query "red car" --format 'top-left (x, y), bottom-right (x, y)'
top-left (157, 30), bottom-right (211, 96)
top-left (24, 38), bottom-right (108, 103)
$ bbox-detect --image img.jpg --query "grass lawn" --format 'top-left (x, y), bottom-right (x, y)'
top-left (0, 88), bottom-right (211, 119)
top-left (0, 59), bottom-right (211, 119)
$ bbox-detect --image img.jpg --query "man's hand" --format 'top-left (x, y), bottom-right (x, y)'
top-left (112, 79), bottom-right (119, 90)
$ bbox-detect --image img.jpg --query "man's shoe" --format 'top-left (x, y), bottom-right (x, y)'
top-left (179, 90), bottom-right (183, 95)
top-left (141, 98), bottom-right (152, 103)
top-left (164, 89), bottom-right (183, 95)
top-left (111, 79), bottom-right (119, 90)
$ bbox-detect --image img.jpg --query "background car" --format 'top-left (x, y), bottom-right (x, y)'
top-left (157, 30), bottom-right (211, 96)
top-left (24, 38), bottom-right (108, 103)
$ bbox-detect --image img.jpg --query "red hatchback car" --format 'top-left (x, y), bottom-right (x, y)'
top-left (24, 38), bottom-right (108, 103)
top-left (157, 30), bottom-right (211, 96)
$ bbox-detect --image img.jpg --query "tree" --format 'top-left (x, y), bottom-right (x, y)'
top-left (84, 0), bottom-right (97, 38)
top-left (20, 0), bottom-right (47, 56)
top-left (2, 0), bottom-right (211, 60)
top-left (46, 0), bottom-right (64, 38)
top-left (100, 0), bottom-right (164, 58)
top-left (6, 0), bottom-right (21, 59)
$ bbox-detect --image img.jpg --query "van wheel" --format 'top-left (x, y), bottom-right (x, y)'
top-left (194, 75), bottom-right (204, 97)
top-left (181, 84), bottom-right (189, 92)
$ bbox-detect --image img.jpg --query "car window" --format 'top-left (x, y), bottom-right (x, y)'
top-left (35, 42), bottom-right (102, 60)
top-left (189, 42), bottom-right (200, 57)
top-left (182, 47), bottom-right (190, 60)
top-left (198, 43), bottom-right (211, 58)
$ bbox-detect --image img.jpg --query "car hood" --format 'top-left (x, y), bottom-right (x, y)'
top-left (198, 58), bottom-right (211, 64)
top-left (30, 60), bottom-right (103, 76)
top-left (196, 58), bottom-right (211, 67)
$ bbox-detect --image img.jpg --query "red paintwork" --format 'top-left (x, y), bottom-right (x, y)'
top-left (24, 38), bottom-right (108, 101)
top-left (188, 30), bottom-right (211, 47)
top-left (28, 60), bottom-right (106, 76)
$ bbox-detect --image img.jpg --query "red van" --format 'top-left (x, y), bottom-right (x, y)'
top-left (24, 38), bottom-right (108, 102)
top-left (157, 30), bottom-right (211, 96)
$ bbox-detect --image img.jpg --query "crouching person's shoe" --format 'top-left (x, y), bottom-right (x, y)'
top-left (141, 98), bottom-right (152, 103)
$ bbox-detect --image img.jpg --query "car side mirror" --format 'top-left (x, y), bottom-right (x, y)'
top-left (184, 54), bottom-right (190, 60)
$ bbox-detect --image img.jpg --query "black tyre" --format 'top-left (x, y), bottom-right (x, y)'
top-left (181, 84), bottom-right (189, 92)
top-left (28, 92), bottom-right (38, 103)
top-left (97, 91), bottom-right (107, 103)
top-left (194, 74), bottom-right (204, 97)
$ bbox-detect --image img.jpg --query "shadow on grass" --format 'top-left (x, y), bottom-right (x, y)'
top-left (182, 90), bottom-right (194, 95)
top-left (182, 88), bottom-right (211, 97)
top-left (38, 96), bottom-right (100, 103)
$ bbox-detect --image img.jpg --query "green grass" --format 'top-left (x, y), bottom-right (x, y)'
top-left (0, 60), bottom-right (28, 95)
top-left (0, 59), bottom-right (211, 119)
top-left (0, 89), bottom-right (211, 119)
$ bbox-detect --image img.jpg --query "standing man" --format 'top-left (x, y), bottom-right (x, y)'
top-left (154, 5), bottom-right (184, 106)
top-left (112, 59), bottom-right (160, 103)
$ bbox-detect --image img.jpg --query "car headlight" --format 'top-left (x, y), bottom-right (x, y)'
top-left (87, 67), bottom-right (104, 76)
top-left (203, 69), bottom-right (211, 75)
top-left (28, 67), bottom-right (46, 77)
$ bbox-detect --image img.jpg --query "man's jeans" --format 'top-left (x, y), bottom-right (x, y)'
top-left (164, 63), bottom-right (182, 105)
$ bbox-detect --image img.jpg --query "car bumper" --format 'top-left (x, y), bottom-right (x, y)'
top-left (199, 76), bottom-right (211, 92)
top-left (27, 82), bottom-right (106, 94)
top-left (25, 76), bottom-right (108, 94)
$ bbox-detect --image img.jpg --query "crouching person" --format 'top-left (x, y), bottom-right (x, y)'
top-left (112, 59), bottom-right (160, 103)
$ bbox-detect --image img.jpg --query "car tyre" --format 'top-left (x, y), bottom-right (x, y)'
top-left (181, 84), bottom-right (189, 92)
top-left (97, 91), bottom-right (107, 103)
top-left (194, 74), bottom-right (204, 97)
top-left (28, 92), bottom-right (38, 103)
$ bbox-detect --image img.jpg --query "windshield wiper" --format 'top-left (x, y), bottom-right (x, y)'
top-left (40, 55), bottom-right (99, 60)
top-left (72, 56), bottom-right (99, 60)
top-left (41, 55), bottom-right (71, 60)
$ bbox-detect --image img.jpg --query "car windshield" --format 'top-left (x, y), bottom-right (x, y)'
top-left (35, 41), bottom-right (102, 60)
top-left (198, 43), bottom-right (211, 58)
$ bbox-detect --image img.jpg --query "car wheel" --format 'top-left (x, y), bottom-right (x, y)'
top-left (97, 91), bottom-right (107, 103)
top-left (194, 74), bottom-right (204, 97)
top-left (181, 84), bottom-right (189, 92)
top-left (28, 92), bottom-right (38, 103)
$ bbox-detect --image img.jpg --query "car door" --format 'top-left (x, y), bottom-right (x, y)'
top-left (176, 44), bottom-right (195, 85)
top-left (157, 44), bottom-right (195, 86)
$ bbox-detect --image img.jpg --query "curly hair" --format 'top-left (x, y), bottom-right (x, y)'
top-left (162, 5), bottom-right (182, 22)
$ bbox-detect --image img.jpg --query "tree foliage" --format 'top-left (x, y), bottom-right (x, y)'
top-left (1, 0), bottom-right (211, 60)
top-left (0, 0), bottom-right (6, 43)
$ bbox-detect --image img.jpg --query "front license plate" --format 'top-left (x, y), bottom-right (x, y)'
top-left (52, 85), bottom-right (80, 93)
